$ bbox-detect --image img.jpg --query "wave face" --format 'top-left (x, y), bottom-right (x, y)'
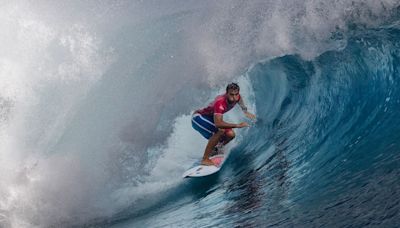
top-left (113, 25), bottom-right (400, 228)
top-left (235, 28), bottom-right (400, 227)
top-left (1, 1), bottom-right (400, 227)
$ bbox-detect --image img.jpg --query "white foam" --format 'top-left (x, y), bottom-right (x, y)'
top-left (191, 0), bottom-right (398, 84)
top-left (0, 2), bottom-right (115, 227)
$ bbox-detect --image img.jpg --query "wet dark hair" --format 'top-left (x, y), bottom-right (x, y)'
top-left (226, 83), bottom-right (240, 92)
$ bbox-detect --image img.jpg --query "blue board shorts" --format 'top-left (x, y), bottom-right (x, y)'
top-left (191, 113), bottom-right (218, 139)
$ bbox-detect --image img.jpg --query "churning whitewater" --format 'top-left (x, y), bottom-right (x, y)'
top-left (1, 1), bottom-right (400, 227)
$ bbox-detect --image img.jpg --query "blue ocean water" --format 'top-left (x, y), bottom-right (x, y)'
top-left (109, 24), bottom-right (400, 228)
top-left (1, 1), bottom-right (400, 227)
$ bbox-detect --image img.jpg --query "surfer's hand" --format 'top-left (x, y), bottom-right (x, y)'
top-left (236, 122), bottom-right (250, 128)
top-left (245, 112), bottom-right (256, 120)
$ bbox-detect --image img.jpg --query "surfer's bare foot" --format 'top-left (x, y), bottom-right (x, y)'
top-left (201, 158), bottom-right (214, 166)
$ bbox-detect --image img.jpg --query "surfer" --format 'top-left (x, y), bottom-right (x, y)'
top-left (192, 83), bottom-right (256, 165)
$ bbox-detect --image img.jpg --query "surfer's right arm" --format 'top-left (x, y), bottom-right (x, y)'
top-left (214, 114), bottom-right (249, 129)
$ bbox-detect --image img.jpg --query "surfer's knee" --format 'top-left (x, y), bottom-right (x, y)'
top-left (225, 129), bottom-right (235, 139)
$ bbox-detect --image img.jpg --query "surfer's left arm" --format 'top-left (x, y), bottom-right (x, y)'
top-left (238, 97), bottom-right (256, 120)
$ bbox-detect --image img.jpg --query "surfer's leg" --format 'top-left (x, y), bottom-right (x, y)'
top-left (222, 129), bottom-right (235, 145)
top-left (201, 129), bottom-right (224, 165)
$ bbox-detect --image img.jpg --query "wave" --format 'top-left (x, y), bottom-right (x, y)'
top-left (222, 23), bottom-right (400, 227)
top-left (1, 1), bottom-right (400, 227)
top-left (108, 16), bottom-right (400, 228)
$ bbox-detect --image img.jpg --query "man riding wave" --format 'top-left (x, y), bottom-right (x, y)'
top-left (192, 83), bottom-right (256, 165)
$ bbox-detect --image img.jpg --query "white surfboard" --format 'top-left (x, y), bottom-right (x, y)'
top-left (182, 147), bottom-right (228, 178)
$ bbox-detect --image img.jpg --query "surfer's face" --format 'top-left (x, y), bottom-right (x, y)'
top-left (226, 89), bottom-right (240, 104)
